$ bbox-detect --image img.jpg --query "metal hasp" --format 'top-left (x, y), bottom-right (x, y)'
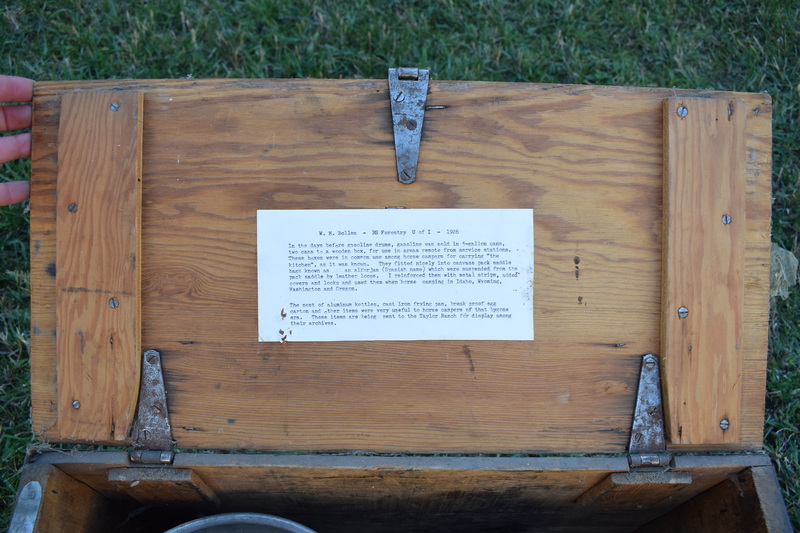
top-left (389, 67), bottom-right (429, 184)
top-left (8, 481), bottom-right (41, 533)
top-left (131, 349), bottom-right (175, 450)
top-left (628, 354), bottom-right (671, 468)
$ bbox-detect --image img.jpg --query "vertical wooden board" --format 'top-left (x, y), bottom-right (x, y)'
top-left (750, 465), bottom-right (795, 532)
top-left (662, 97), bottom-right (747, 445)
top-left (55, 91), bottom-right (143, 442)
top-left (29, 83), bottom-right (61, 438)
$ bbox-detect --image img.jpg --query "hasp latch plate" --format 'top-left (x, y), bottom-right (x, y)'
top-left (628, 353), bottom-right (671, 469)
top-left (389, 67), bottom-right (429, 184)
top-left (131, 349), bottom-right (175, 451)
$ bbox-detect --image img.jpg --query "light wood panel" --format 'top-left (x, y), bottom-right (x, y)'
top-left (661, 97), bottom-right (747, 445)
top-left (54, 91), bottom-right (143, 442)
top-left (30, 79), bottom-right (772, 452)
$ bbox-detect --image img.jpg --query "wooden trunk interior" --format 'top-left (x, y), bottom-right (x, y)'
top-left (29, 79), bottom-right (772, 454)
top-left (15, 451), bottom-right (791, 533)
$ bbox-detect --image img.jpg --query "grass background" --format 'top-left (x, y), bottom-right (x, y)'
top-left (1, 0), bottom-right (798, 528)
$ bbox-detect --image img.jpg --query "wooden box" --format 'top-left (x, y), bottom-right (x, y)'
top-left (12, 76), bottom-right (792, 532)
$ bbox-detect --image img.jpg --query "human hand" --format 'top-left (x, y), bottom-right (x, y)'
top-left (0, 75), bottom-right (34, 206)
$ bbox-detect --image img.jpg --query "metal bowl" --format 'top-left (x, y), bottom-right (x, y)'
top-left (163, 513), bottom-right (318, 533)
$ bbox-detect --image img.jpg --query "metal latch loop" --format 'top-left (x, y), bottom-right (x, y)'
top-left (389, 67), bottom-right (430, 184)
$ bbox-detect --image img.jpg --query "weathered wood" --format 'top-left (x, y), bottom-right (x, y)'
top-left (640, 466), bottom-right (792, 533)
top-left (577, 470), bottom-right (692, 509)
top-left (15, 462), bottom-right (121, 533)
top-left (30, 79), bottom-right (772, 452)
top-left (751, 465), bottom-right (796, 532)
top-left (54, 91), bottom-right (143, 442)
top-left (661, 97), bottom-right (747, 445)
top-left (107, 467), bottom-right (220, 507)
top-left (31, 451), bottom-right (785, 533)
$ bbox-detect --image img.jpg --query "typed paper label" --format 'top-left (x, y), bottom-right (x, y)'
top-left (257, 209), bottom-right (533, 342)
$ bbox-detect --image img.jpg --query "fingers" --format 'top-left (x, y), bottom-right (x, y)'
top-left (0, 76), bottom-right (34, 166)
top-left (1, 104), bottom-right (31, 131)
top-left (0, 75), bottom-right (34, 102)
top-left (0, 180), bottom-right (30, 207)
top-left (0, 77), bottom-right (34, 205)
top-left (0, 132), bottom-right (31, 163)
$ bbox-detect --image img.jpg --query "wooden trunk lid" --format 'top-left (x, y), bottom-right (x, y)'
top-left (29, 78), bottom-right (772, 454)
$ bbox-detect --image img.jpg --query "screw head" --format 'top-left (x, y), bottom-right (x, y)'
top-left (678, 306), bottom-right (689, 318)
top-left (399, 169), bottom-right (415, 184)
top-left (677, 106), bottom-right (688, 117)
top-left (72, 400), bottom-right (81, 409)
top-left (720, 419), bottom-right (730, 430)
top-left (722, 214), bottom-right (732, 225)
top-left (67, 203), bottom-right (78, 213)
top-left (110, 101), bottom-right (120, 112)
top-left (109, 297), bottom-right (119, 309)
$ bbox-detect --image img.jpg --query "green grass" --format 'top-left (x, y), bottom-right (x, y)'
top-left (2, 0), bottom-right (799, 528)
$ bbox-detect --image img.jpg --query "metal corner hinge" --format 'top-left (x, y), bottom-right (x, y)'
top-left (628, 353), bottom-right (671, 469)
top-left (131, 349), bottom-right (175, 459)
top-left (389, 67), bottom-right (430, 184)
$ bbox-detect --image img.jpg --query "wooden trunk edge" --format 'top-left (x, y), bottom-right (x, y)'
top-left (639, 464), bottom-right (792, 533)
top-left (32, 77), bottom-right (776, 101)
top-left (14, 451), bottom-right (790, 533)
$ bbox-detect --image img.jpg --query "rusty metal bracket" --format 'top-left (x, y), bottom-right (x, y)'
top-left (389, 67), bottom-right (429, 184)
top-left (628, 353), bottom-right (671, 469)
top-left (131, 349), bottom-right (175, 451)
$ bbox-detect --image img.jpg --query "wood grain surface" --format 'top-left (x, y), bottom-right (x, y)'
top-left (44, 452), bottom-right (776, 533)
top-left (107, 467), bottom-right (220, 506)
top-left (661, 97), bottom-right (747, 446)
top-left (54, 91), bottom-right (143, 442)
top-left (30, 79), bottom-right (772, 452)
top-left (16, 463), bottom-right (122, 533)
top-left (641, 465), bottom-right (792, 533)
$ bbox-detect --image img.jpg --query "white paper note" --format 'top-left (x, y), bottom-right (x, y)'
top-left (257, 209), bottom-right (533, 342)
